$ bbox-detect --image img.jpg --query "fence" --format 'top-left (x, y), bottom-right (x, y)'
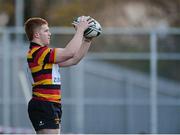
top-left (0, 27), bottom-right (180, 133)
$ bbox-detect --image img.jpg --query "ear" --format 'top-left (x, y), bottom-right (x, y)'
top-left (33, 32), bottom-right (40, 39)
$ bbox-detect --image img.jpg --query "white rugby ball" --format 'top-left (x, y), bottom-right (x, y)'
top-left (73, 16), bottom-right (102, 38)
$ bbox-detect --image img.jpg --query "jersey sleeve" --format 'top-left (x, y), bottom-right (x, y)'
top-left (44, 48), bottom-right (57, 63)
top-left (34, 46), bottom-right (57, 64)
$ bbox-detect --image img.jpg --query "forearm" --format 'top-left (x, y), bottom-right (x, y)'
top-left (64, 28), bottom-right (84, 55)
top-left (63, 16), bottom-right (93, 55)
top-left (59, 39), bottom-right (92, 67)
top-left (74, 39), bottom-right (91, 62)
top-left (54, 16), bottom-right (94, 63)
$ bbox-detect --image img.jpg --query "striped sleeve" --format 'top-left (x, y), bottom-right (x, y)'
top-left (34, 46), bottom-right (56, 64)
top-left (48, 48), bottom-right (56, 63)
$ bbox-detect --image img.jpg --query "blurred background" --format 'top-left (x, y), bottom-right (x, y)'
top-left (0, 0), bottom-right (180, 134)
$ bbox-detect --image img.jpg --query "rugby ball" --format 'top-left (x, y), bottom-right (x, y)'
top-left (73, 16), bottom-right (102, 38)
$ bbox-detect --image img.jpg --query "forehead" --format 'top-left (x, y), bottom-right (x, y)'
top-left (34, 24), bottom-right (49, 33)
top-left (40, 24), bottom-right (49, 30)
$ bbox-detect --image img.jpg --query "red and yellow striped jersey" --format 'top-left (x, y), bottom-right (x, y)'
top-left (27, 42), bottom-right (61, 103)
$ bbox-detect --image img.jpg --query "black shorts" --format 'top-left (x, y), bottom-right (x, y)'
top-left (28, 99), bottom-right (62, 131)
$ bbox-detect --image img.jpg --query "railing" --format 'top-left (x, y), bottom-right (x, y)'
top-left (0, 27), bottom-right (180, 133)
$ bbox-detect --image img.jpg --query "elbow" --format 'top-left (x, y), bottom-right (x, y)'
top-left (72, 60), bottom-right (80, 66)
top-left (68, 51), bottom-right (76, 59)
top-left (71, 56), bottom-right (81, 65)
top-left (72, 62), bottom-right (78, 66)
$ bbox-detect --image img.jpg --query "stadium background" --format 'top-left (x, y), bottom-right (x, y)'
top-left (0, 0), bottom-right (180, 134)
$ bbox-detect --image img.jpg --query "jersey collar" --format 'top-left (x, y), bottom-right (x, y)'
top-left (30, 42), bottom-right (44, 49)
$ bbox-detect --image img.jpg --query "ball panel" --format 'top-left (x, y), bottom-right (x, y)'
top-left (84, 28), bottom-right (94, 37)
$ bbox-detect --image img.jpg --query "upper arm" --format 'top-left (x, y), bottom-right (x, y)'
top-left (54, 48), bottom-right (75, 63)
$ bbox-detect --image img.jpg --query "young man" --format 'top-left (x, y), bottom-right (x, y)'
top-left (24, 17), bottom-right (93, 134)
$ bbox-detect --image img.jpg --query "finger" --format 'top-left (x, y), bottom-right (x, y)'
top-left (81, 15), bottom-right (90, 22)
top-left (86, 16), bottom-right (91, 21)
top-left (72, 22), bottom-right (78, 26)
top-left (87, 19), bottom-right (94, 26)
top-left (87, 18), bottom-right (93, 23)
top-left (80, 16), bottom-right (86, 22)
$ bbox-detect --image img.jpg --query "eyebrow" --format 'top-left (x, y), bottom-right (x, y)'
top-left (44, 27), bottom-right (50, 32)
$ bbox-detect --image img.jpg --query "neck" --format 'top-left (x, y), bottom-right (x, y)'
top-left (31, 39), bottom-right (44, 46)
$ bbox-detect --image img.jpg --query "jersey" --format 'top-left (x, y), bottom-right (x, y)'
top-left (27, 42), bottom-right (61, 103)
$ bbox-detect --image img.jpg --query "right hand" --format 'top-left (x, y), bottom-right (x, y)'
top-left (72, 16), bottom-right (93, 32)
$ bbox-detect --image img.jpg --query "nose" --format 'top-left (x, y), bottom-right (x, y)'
top-left (49, 31), bottom-right (51, 36)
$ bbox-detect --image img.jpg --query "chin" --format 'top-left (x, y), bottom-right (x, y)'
top-left (45, 41), bottom-right (50, 46)
top-left (47, 40), bottom-right (50, 45)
